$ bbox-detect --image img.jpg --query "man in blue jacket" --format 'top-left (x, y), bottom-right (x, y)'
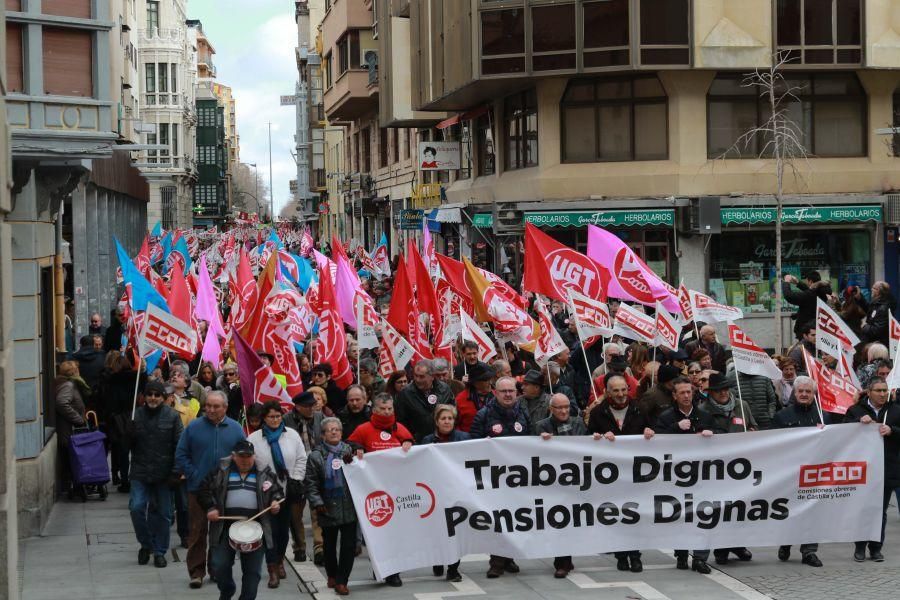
top-left (175, 390), bottom-right (244, 589)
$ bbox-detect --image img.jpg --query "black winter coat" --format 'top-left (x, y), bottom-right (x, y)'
top-left (534, 415), bottom-right (587, 436)
top-left (861, 294), bottom-right (897, 347)
top-left (470, 400), bottom-right (531, 439)
top-left (654, 406), bottom-right (716, 434)
top-left (732, 373), bottom-right (777, 429)
top-left (395, 380), bottom-right (455, 442)
top-left (770, 400), bottom-right (823, 429)
top-left (783, 280), bottom-right (832, 336)
top-left (588, 402), bottom-right (650, 436)
top-left (843, 400), bottom-right (900, 487)
top-left (72, 347), bottom-right (106, 389)
top-left (128, 405), bottom-right (184, 483)
top-left (337, 405), bottom-right (371, 440)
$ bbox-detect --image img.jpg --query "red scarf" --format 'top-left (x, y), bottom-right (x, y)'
top-left (371, 413), bottom-right (396, 431)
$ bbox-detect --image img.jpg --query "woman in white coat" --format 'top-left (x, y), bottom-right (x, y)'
top-left (248, 400), bottom-right (307, 588)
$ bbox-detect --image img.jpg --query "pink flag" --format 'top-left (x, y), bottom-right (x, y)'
top-left (586, 225), bottom-right (678, 312)
top-left (334, 253), bottom-right (363, 328)
top-left (233, 330), bottom-right (293, 412)
top-left (200, 326), bottom-right (223, 369)
top-left (195, 255), bottom-right (225, 339)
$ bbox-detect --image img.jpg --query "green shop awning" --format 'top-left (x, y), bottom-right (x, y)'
top-left (721, 205), bottom-right (883, 225)
top-left (470, 209), bottom-right (674, 229)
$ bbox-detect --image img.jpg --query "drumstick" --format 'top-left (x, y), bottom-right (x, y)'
top-left (248, 498), bottom-right (286, 522)
top-left (218, 516), bottom-right (247, 521)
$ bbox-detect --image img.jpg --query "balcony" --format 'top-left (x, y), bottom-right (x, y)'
top-left (323, 69), bottom-right (377, 122)
top-left (322, 0), bottom-right (373, 54)
top-left (138, 28), bottom-right (185, 50)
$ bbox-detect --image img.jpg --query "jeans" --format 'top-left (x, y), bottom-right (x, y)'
top-left (266, 498), bottom-right (292, 565)
top-left (675, 549), bottom-right (710, 561)
top-left (321, 522), bottom-right (357, 586)
top-left (129, 480), bottom-right (173, 556)
top-left (172, 483), bottom-right (189, 542)
top-left (210, 543), bottom-right (264, 600)
top-left (855, 485), bottom-right (893, 553)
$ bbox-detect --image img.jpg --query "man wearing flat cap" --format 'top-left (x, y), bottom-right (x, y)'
top-left (518, 369), bottom-right (552, 426)
top-left (638, 364), bottom-right (683, 428)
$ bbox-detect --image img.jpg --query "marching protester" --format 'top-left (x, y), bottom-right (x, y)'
top-left (586, 373), bottom-right (654, 573)
top-left (55, 360), bottom-right (88, 498)
top-left (422, 405), bottom-right (470, 582)
top-left (469, 376), bottom-right (530, 578)
top-left (843, 377), bottom-right (900, 562)
top-left (782, 271), bottom-right (832, 340)
top-left (453, 341), bottom-right (480, 379)
top-left (284, 391), bottom-right (324, 565)
top-left (127, 380), bottom-right (183, 568)
top-left (175, 391), bottom-right (245, 589)
top-left (518, 369), bottom-right (551, 427)
top-left (311, 363), bottom-right (347, 413)
top-left (395, 359), bottom-right (455, 442)
top-left (385, 370), bottom-right (408, 402)
top-left (638, 364), bottom-right (682, 427)
top-left (725, 372), bottom-right (771, 430)
top-left (172, 359), bottom-right (207, 407)
top-left (247, 400), bottom-right (307, 588)
top-left (775, 357), bottom-right (797, 408)
top-left (304, 418), bottom-right (357, 596)
top-left (860, 281), bottom-right (895, 346)
top-left (654, 377), bottom-right (715, 574)
top-left (337, 385), bottom-right (371, 440)
top-left (455, 362), bottom-right (496, 433)
top-left (787, 322), bottom-right (817, 373)
top-left (771, 376), bottom-right (825, 567)
top-left (357, 359), bottom-right (384, 400)
top-left (198, 440), bottom-right (284, 600)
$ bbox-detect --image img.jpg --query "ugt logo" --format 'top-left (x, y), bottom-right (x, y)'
top-left (546, 249), bottom-right (601, 299)
top-left (365, 491), bottom-right (395, 527)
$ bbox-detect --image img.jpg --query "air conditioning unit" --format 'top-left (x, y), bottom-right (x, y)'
top-left (684, 196), bottom-right (721, 234)
top-left (492, 202), bottom-right (524, 236)
top-left (884, 194), bottom-right (900, 225)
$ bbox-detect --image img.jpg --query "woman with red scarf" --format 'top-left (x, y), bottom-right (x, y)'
top-left (454, 362), bottom-right (495, 432)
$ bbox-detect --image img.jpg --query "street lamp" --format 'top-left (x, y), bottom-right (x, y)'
top-left (247, 162), bottom-right (261, 218)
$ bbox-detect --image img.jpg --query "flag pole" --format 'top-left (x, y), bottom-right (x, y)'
top-left (460, 306), bottom-right (468, 379)
top-left (571, 309), bottom-right (600, 405)
top-left (131, 357), bottom-right (142, 419)
top-left (356, 298), bottom-right (362, 384)
top-left (651, 345), bottom-right (657, 387)
top-left (732, 368), bottom-right (749, 432)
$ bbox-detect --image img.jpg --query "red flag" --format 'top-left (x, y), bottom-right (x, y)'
top-left (168, 263), bottom-right (193, 326)
top-left (434, 253), bottom-right (471, 303)
top-left (386, 253), bottom-right (432, 359)
top-left (524, 223), bottom-right (608, 302)
top-left (378, 319), bottom-right (417, 378)
top-left (134, 235), bottom-right (152, 277)
top-left (230, 247), bottom-right (258, 332)
top-left (240, 253), bottom-right (278, 349)
top-left (802, 347), bottom-right (857, 414)
top-left (315, 261), bottom-right (354, 388)
top-left (233, 330), bottom-right (293, 413)
top-left (408, 242), bottom-right (442, 343)
top-left (331, 234), bottom-right (349, 264)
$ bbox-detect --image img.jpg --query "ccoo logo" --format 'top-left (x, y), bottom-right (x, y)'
top-left (613, 248), bottom-right (654, 303)
top-left (546, 249), bottom-right (601, 299)
top-left (365, 491), bottom-right (395, 527)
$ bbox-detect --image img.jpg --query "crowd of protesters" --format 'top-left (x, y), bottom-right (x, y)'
top-left (55, 245), bottom-right (900, 598)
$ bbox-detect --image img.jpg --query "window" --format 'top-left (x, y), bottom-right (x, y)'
top-left (324, 53), bottom-right (332, 88)
top-left (170, 63), bottom-right (177, 94)
top-left (360, 128), bottom-right (371, 172)
top-left (391, 129), bottom-right (399, 164)
top-left (531, 3), bottom-right (575, 71)
top-left (145, 62), bottom-right (156, 93)
top-left (583, 0), bottom-right (629, 68)
top-left (337, 31), bottom-right (361, 74)
top-left (776, 0), bottom-right (862, 65)
top-left (639, 0), bottom-right (690, 65)
top-left (158, 123), bottom-right (169, 160)
top-left (476, 114), bottom-right (495, 176)
top-left (379, 128), bottom-right (388, 168)
top-left (43, 28), bottom-right (92, 97)
top-left (480, 8), bottom-right (525, 75)
top-left (172, 123), bottom-right (179, 158)
top-left (561, 75), bottom-right (668, 162)
top-left (504, 89), bottom-right (538, 170)
top-left (146, 1), bottom-right (159, 32)
top-left (198, 146), bottom-right (216, 163)
top-left (158, 63), bottom-right (168, 93)
top-left (707, 72), bottom-right (866, 158)
top-left (147, 133), bottom-right (157, 163)
top-left (6, 23), bottom-right (23, 92)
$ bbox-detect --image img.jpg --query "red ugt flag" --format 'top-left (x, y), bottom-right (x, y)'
top-left (315, 261), bottom-right (354, 389)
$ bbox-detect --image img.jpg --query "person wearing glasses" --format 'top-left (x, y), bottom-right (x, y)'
top-left (248, 401), bottom-right (307, 588)
top-left (219, 363), bottom-right (243, 421)
top-left (128, 380), bottom-right (184, 568)
top-left (844, 377), bottom-right (900, 563)
top-left (385, 370), bottom-right (409, 402)
top-left (310, 363), bottom-right (348, 414)
top-left (469, 376), bottom-right (530, 579)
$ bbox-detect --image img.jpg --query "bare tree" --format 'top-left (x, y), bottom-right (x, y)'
top-left (715, 52), bottom-right (810, 354)
top-left (232, 163), bottom-right (270, 216)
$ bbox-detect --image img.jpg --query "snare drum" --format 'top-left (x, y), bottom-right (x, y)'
top-left (228, 520), bottom-right (263, 553)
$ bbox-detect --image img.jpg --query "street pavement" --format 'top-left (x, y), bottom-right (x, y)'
top-left (19, 489), bottom-right (900, 600)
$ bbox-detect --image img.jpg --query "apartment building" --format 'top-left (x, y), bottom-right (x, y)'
top-left (137, 0), bottom-right (197, 229)
top-left (213, 82), bottom-right (239, 214)
top-left (319, 0), bottom-right (448, 251)
top-left (399, 0), bottom-right (900, 347)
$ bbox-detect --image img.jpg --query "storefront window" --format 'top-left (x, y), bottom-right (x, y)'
top-left (709, 229), bottom-right (871, 313)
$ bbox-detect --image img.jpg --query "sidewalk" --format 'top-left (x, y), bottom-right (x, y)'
top-left (19, 491), bottom-right (308, 600)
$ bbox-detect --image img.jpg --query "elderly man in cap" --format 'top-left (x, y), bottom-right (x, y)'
top-left (518, 369), bottom-right (552, 426)
top-left (199, 440), bottom-right (284, 600)
top-left (638, 364), bottom-right (683, 428)
top-left (700, 373), bottom-right (756, 566)
top-left (455, 361), bottom-right (496, 433)
top-left (128, 380), bottom-right (184, 568)
top-left (284, 391), bottom-right (325, 565)
top-left (395, 359), bottom-right (455, 442)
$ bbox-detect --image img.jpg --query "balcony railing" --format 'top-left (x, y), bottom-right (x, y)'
top-left (144, 93), bottom-right (181, 107)
top-left (138, 28), bottom-right (185, 45)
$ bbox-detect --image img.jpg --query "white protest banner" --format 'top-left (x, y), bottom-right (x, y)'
top-left (690, 290), bottom-right (744, 323)
top-left (461, 310), bottom-right (497, 362)
top-left (729, 323), bottom-right (782, 380)
top-left (378, 319), bottom-right (416, 378)
top-left (344, 425), bottom-right (882, 578)
top-left (355, 292), bottom-right (380, 350)
top-left (654, 301), bottom-right (680, 351)
top-left (534, 297), bottom-right (567, 367)
top-left (890, 313), bottom-right (900, 360)
top-left (612, 302), bottom-right (655, 343)
top-left (139, 302), bottom-right (197, 359)
top-left (567, 289), bottom-right (612, 341)
top-left (816, 298), bottom-right (860, 360)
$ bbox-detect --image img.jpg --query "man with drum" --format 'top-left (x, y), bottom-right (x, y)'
top-left (199, 440), bottom-right (284, 600)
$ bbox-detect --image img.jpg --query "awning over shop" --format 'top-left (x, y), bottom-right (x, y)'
top-left (721, 205), bottom-right (883, 225)
top-left (470, 209), bottom-right (675, 229)
top-left (434, 204), bottom-right (464, 223)
top-left (426, 208), bottom-right (442, 233)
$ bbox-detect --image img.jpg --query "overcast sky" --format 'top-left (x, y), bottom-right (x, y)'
top-left (190, 0), bottom-right (298, 215)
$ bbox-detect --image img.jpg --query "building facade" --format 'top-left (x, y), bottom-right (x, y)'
top-left (213, 81), bottom-right (238, 213)
top-left (399, 0), bottom-right (900, 348)
top-left (137, 0), bottom-right (197, 229)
